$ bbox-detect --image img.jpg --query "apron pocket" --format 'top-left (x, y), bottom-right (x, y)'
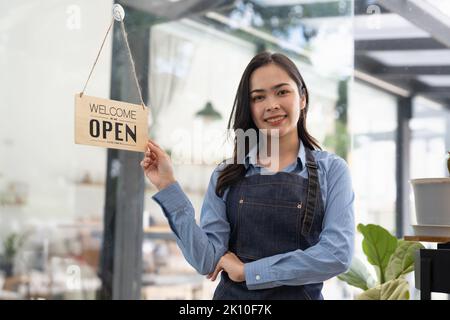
top-left (236, 197), bottom-right (304, 259)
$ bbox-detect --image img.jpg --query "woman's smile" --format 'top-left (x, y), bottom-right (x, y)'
top-left (264, 114), bottom-right (287, 126)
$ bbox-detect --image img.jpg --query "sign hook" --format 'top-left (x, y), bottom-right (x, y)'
top-left (113, 4), bottom-right (125, 21)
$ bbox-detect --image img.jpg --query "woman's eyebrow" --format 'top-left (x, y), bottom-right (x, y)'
top-left (250, 83), bottom-right (290, 94)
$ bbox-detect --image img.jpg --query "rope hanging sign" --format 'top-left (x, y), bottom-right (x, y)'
top-left (75, 4), bottom-right (149, 152)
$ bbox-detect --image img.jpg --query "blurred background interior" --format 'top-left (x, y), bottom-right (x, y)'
top-left (0, 0), bottom-right (449, 300)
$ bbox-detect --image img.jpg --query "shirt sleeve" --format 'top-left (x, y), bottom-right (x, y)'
top-left (151, 166), bottom-right (229, 275)
top-left (244, 157), bottom-right (355, 290)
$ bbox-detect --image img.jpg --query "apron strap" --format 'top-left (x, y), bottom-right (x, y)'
top-left (302, 147), bottom-right (320, 237)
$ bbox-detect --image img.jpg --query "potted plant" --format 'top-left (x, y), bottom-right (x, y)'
top-left (410, 152), bottom-right (450, 227)
top-left (338, 223), bottom-right (424, 299)
top-left (0, 232), bottom-right (27, 277)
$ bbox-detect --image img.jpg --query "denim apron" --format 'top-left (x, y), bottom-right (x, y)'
top-left (213, 147), bottom-right (324, 300)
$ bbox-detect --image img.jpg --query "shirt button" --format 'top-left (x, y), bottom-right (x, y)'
top-left (255, 275), bottom-right (261, 281)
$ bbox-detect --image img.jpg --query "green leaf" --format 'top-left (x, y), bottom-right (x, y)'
top-left (357, 224), bottom-right (398, 283)
top-left (385, 241), bottom-right (425, 281)
top-left (337, 256), bottom-right (376, 290)
top-left (356, 278), bottom-right (410, 300)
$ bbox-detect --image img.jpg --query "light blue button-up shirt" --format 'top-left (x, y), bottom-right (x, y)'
top-left (152, 141), bottom-right (355, 290)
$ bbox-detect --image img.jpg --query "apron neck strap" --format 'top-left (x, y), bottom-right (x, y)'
top-left (302, 147), bottom-right (320, 237)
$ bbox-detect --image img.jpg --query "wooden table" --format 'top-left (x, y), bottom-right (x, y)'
top-left (404, 236), bottom-right (450, 300)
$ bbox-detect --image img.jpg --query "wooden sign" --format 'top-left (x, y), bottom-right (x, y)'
top-left (75, 94), bottom-right (148, 152)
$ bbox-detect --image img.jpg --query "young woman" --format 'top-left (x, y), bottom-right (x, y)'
top-left (140, 52), bottom-right (355, 300)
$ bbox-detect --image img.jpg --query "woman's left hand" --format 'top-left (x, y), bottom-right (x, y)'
top-left (207, 251), bottom-right (245, 283)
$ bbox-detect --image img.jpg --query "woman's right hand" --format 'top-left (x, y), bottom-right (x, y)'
top-left (140, 139), bottom-right (176, 191)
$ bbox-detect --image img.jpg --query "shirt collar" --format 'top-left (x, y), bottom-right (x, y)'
top-left (244, 140), bottom-right (305, 171)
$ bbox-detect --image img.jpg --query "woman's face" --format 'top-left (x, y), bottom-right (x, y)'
top-left (249, 63), bottom-right (305, 138)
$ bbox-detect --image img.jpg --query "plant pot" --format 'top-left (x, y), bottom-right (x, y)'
top-left (410, 178), bottom-right (450, 226)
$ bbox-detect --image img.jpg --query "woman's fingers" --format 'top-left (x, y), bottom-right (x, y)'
top-left (144, 149), bottom-right (157, 160)
top-left (209, 263), bottom-right (223, 282)
top-left (141, 160), bottom-right (150, 170)
top-left (141, 151), bottom-right (157, 170)
top-left (147, 140), bottom-right (160, 150)
top-left (148, 139), bottom-right (163, 150)
top-left (142, 146), bottom-right (158, 163)
top-left (147, 140), bottom-right (167, 157)
top-left (144, 151), bottom-right (156, 160)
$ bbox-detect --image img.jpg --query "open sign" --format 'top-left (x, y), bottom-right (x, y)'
top-left (75, 94), bottom-right (148, 152)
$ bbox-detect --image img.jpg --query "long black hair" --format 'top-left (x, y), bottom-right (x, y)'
top-left (215, 52), bottom-right (321, 197)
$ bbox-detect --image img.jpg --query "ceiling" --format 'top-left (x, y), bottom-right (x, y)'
top-left (354, 0), bottom-right (450, 109)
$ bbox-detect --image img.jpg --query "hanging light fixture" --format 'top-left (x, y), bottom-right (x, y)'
top-left (195, 100), bottom-right (222, 121)
top-left (196, 46), bottom-right (222, 122)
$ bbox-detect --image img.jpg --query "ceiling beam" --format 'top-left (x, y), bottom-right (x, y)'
top-left (355, 54), bottom-right (387, 73)
top-left (376, 0), bottom-right (450, 48)
top-left (415, 86), bottom-right (450, 97)
top-left (355, 38), bottom-right (446, 51)
top-left (355, 55), bottom-right (450, 107)
top-left (409, 80), bottom-right (450, 107)
top-left (371, 66), bottom-right (450, 76)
